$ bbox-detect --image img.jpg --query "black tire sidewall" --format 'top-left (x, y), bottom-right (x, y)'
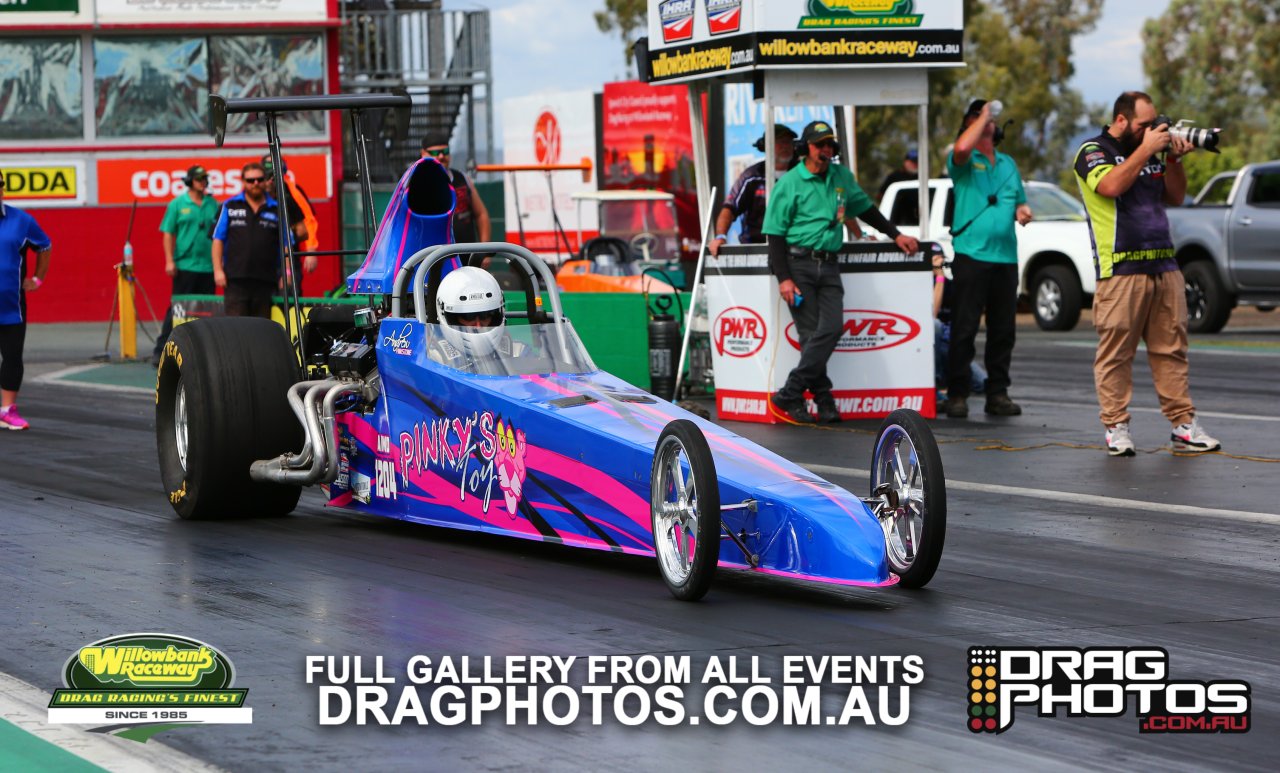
top-left (155, 318), bottom-right (303, 520)
top-left (1033, 264), bottom-right (1082, 331)
top-left (1183, 261), bottom-right (1231, 334)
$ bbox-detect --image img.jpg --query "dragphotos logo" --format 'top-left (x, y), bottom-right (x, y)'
top-left (967, 646), bottom-right (1250, 734)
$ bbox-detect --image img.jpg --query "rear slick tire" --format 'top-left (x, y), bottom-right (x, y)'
top-left (156, 317), bottom-right (303, 520)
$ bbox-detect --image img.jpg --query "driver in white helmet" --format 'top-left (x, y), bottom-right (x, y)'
top-left (430, 266), bottom-right (529, 370)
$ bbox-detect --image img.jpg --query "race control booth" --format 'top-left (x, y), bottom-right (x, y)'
top-left (638, 0), bottom-right (964, 422)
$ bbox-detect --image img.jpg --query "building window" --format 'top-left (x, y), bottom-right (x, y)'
top-left (95, 37), bottom-right (208, 137)
top-left (0, 38), bottom-right (83, 140)
top-left (211, 35), bottom-right (324, 135)
top-left (90, 34), bottom-right (324, 139)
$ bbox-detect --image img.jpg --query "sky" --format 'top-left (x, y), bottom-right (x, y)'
top-left (470, 0), bottom-right (1173, 135)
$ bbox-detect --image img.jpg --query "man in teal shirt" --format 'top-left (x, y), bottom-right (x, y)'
top-left (152, 165), bottom-right (219, 365)
top-left (944, 100), bottom-right (1033, 419)
top-left (762, 120), bottom-right (918, 424)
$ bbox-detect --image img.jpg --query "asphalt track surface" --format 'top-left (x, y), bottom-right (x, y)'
top-left (3, 316), bottom-right (1278, 771)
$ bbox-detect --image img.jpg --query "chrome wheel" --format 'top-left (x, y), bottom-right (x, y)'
top-left (653, 436), bottom-right (699, 585)
top-left (871, 409), bottom-right (945, 587)
top-left (174, 380), bottom-right (189, 472)
top-left (650, 420), bottom-right (719, 601)
top-left (873, 424), bottom-right (924, 573)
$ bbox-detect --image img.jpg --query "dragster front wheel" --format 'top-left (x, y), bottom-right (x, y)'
top-left (872, 409), bottom-right (946, 588)
top-left (650, 420), bottom-right (721, 601)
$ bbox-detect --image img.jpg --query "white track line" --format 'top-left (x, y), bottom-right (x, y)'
top-left (1016, 399), bottom-right (1280, 424)
top-left (801, 463), bottom-right (1280, 526)
top-left (31, 364), bottom-right (154, 396)
top-left (1052, 339), bottom-right (1280, 358)
top-left (0, 672), bottom-right (226, 773)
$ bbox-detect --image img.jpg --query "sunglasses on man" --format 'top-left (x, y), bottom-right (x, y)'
top-left (243, 176), bottom-right (266, 184)
top-left (424, 147), bottom-right (450, 158)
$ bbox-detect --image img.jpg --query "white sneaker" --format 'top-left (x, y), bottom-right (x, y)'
top-left (1171, 417), bottom-right (1221, 453)
top-left (1105, 422), bottom-right (1135, 457)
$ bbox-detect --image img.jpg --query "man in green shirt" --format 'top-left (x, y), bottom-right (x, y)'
top-left (944, 100), bottom-right (1033, 419)
top-left (762, 120), bottom-right (919, 424)
top-left (152, 165), bottom-right (219, 365)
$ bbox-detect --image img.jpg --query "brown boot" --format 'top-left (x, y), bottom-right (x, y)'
top-left (985, 393), bottom-right (1022, 416)
top-left (945, 395), bottom-right (969, 418)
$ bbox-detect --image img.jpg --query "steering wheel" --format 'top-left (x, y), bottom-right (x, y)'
top-left (629, 232), bottom-right (659, 261)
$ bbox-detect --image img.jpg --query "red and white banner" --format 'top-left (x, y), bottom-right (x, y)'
top-left (706, 245), bottom-right (936, 423)
top-left (501, 90), bottom-right (598, 259)
top-left (600, 80), bottom-right (701, 260)
top-left (96, 154), bottom-right (331, 205)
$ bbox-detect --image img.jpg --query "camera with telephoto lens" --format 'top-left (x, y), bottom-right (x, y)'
top-left (1153, 115), bottom-right (1222, 154)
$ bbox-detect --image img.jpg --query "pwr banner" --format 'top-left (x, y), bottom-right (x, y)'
top-left (706, 244), bottom-right (937, 423)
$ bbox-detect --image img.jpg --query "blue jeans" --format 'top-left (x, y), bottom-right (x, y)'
top-left (935, 318), bottom-right (987, 395)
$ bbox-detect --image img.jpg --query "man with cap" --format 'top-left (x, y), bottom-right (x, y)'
top-left (710, 124), bottom-right (805, 256)
top-left (152, 165), bottom-right (219, 365)
top-left (943, 99), bottom-right (1033, 419)
top-left (762, 120), bottom-right (920, 424)
top-left (878, 148), bottom-right (920, 200)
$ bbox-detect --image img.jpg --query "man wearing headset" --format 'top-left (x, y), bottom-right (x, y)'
top-left (762, 120), bottom-right (919, 424)
top-left (152, 165), bottom-right (219, 365)
top-left (943, 100), bottom-right (1033, 420)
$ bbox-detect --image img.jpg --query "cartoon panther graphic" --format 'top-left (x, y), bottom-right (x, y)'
top-left (494, 419), bottom-right (527, 517)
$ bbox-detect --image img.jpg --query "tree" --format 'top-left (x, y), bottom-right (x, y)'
top-left (594, 0), bottom-right (647, 74)
top-left (1143, 0), bottom-right (1280, 195)
top-left (854, 0), bottom-right (1104, 193)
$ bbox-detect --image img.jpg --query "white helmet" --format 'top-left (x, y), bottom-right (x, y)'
top-left (436, 266), bottom-right (505, 357)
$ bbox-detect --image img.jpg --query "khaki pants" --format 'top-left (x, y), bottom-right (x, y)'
top-left (1093, 271), bottom-right (1194, 428)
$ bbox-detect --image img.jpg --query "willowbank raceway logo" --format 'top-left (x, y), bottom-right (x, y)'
top-left (799, 0), bottom-right (923, 29)
top-left (967, 647), bottom-right (1250, 734)
top-left (48, 633), bottom-right (252, 734)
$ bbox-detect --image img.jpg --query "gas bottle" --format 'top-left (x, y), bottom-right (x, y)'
top-left (648, 295), bottom-right (681, 401)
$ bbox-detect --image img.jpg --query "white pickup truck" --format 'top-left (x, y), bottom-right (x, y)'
top-left (877, 179), bottom-right (1096, 331)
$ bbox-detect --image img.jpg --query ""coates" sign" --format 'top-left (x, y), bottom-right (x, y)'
top-left (714, 306), bottom-right (766, 357)
top-left (786, 309), bottom-right (920, 353)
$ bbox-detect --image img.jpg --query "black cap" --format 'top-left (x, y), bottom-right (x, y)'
top-left (420, 135), bottom-right (451, 151)
top-left (752, 124), bottom-right (797, 152)
top-left (186, 165), bottom-right (208, 181)
top-left (800, 120), bottom-right (837, 146)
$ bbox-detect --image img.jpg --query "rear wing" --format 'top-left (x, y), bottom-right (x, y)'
top-left (207, 91), bottom-right (412, 375)
top-left (208, 92), bottom-right (411, 148)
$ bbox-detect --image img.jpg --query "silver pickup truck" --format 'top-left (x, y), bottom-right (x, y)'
top-left (1168, 161), bottom-right (1280, 332)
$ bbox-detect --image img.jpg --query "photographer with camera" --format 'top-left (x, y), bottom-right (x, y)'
top-left (943, 99), bottom-right (1032, 419)
top-left (1073, 90), bottom-right (1219, 456)
top-left (762, 120), bottom-right (918, 424)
